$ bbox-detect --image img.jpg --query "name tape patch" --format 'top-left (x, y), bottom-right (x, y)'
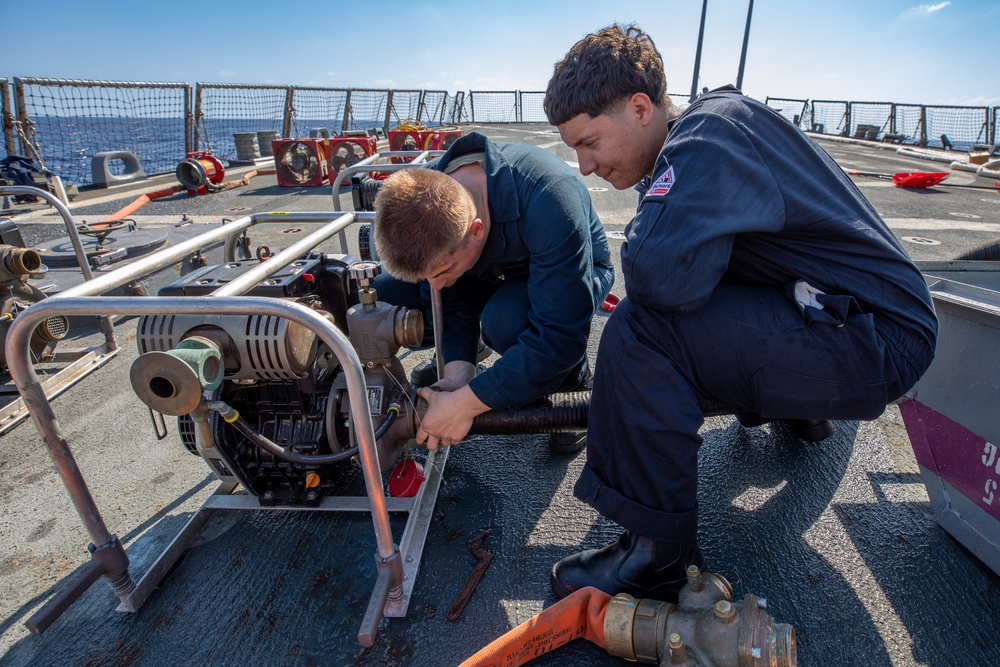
top-left (645, 165), bottom-right (676, 197)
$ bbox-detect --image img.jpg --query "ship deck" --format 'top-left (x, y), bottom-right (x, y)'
top-left (1, 124), bottom-right (999, 666)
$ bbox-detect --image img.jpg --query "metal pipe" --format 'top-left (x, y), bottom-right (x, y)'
top-left (52, 214), bottom-right (255, 299)
top-left (0, 185), bottom-right (95, 282)
top-left (430, 287), bottom-right (445, 381)
top-left (0, 185), bottom-right (120, 347)
top-left (211, 212), bottom-right (356, 296)
top-left (7, 295), bottom-right (397, 563)
top-left (221, 211), bottom-right (374, 263)
top-left (735, 0), bottom-right (755, 91)
top-left (689, 0), bottom-right (709, 103)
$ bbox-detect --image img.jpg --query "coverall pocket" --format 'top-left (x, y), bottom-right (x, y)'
top-left (751, 367), bottom-right (888, 421)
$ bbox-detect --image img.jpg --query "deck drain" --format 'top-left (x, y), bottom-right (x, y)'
top-left (229, 207), bottom-right (248, 211)
top-left (281, 227), bottom-right (304, 234)
top-left (607, 230), bottom-right (627, 240)
top-left (901, 236), bottom-right (941, 246)
top-left (588, 187), bottom-right (608, 192)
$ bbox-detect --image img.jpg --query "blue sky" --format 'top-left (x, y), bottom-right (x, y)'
top-left (4, 0), bottom-right (998, 106)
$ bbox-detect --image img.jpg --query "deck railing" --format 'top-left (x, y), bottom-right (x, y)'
top-left (4, 77), bottom-right (997, 188)
top-left (766, 96), bottom-right (997, 152)
top-left (3, 79), bottom-right (477, 187)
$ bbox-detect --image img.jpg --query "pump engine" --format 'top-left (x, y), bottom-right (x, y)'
top-left (129, 254), bottom-right (424, 507)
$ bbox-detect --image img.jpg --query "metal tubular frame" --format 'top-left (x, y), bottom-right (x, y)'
top-left (0, 185), bottom-right (120, 434)
top-left (6, 211), bottom-right (446, 646)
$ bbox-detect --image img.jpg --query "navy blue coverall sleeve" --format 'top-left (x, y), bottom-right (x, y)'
top-left (468, 174), bottom-right (599, 410)
top-left (623, 113), bottom-right (785, 313)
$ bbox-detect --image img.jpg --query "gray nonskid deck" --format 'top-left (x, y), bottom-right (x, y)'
top-left (1, 125), bottom-right (999, 666)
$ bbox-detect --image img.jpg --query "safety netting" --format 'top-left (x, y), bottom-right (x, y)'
top-left (469, 91), bottom-right (519, 123)
top-left (12, 77), bottom-right (190, 187)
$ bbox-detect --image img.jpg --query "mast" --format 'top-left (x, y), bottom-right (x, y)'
top-left (688, 0), bottom-right (708, 103)
top-left (735, 0), bottom-right (755, 91)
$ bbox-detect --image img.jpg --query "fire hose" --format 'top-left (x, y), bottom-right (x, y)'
top-left (460, 569), bottom-right (796, 667)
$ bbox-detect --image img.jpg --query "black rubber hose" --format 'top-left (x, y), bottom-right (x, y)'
top-left (955, 238), bottom-right (1000, 261)
top-left (460, 391), bottom-right (739, 435)
top-left (373, 404), bottom-right (400, 439)
top-left (230, 416), bottom-right (359, 465)
top-left (468, 391), bottom-right (590, 434)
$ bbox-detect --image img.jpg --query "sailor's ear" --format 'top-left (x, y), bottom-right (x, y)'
top-left (628, 93), bottom-right (656, 125)
top-left (469, 218), bottom-right (486, 239)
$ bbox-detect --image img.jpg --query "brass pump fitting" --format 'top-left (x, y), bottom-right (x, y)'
top-left (346, 261), bottom-right (424, 360)
top-left (350, 260), bottom-right (381, 305)
top-left (603, 568), bottom-right (797, 667)
top-left (0, 245), bottom-right (42, 280)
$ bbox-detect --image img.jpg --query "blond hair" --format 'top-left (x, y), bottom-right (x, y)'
top-left (373, 169), bottom-right (476, 282)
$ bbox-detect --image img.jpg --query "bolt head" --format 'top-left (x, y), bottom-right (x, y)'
top-left (714, 599), bottom-right (735, 619)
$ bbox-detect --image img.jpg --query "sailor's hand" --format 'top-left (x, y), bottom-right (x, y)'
top-left (431, 360), bottom-right (476, 393)
top-left (415, 384), bottom-right (489, 450)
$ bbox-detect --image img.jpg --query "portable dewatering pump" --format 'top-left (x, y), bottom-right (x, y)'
top-left (128, 255), bottom-right (427, 506)
top-left (128, 253), bottom-right (595, 506)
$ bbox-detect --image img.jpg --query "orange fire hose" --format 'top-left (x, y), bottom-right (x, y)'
top-left (101, 185), bottom-right (184, 222)
top-left (100, 168), bottom-right (277, 223)
top-left (216, 167), bottom-right (276, 191)
top-left (459, 587), bottom-right (611, 667)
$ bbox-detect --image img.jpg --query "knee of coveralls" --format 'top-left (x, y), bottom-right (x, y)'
top-left (659, 283), bottom-right (907, 422)
top-left (480, 260), bottom-right (614, 353)
top-left (577, 297), bottom-right (702, 544)
top-left (479, 279), bottom-right (530, 354)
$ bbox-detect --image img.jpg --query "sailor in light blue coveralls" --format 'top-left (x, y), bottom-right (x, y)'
top-left (543, 24), bottom-right (938, 602)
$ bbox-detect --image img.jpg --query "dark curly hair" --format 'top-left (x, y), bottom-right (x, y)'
top-left (544, 23), bottom-right (669, 125)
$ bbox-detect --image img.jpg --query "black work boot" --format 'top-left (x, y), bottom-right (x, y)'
top-left (781, 419), bottom-right (835, 442)
top-left (735, 412), bottom-right (835, 443)
top-left (550, 531), bottom-right (705, 602)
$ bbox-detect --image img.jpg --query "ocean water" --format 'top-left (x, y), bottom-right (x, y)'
top-left (20, 116), bottom-right (399, 187)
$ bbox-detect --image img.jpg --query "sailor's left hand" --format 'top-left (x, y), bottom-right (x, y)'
top-left (415, 385), bottom-right (489, 450)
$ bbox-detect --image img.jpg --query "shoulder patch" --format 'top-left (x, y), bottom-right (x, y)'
top-left (645, 165), bottom-right (675, 197)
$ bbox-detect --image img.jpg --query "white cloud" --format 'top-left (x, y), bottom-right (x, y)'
top-left (323, 71), bottom-right (337, 77)
top-left (218, 69), bottom-right (235, 77)
top-left (372, 78), bottom-right (396, 88)
top-left (899, 2), bottom-right (950, 20)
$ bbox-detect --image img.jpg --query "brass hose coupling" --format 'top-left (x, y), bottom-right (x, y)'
top-left (604, 565), bottom-right (796, 666)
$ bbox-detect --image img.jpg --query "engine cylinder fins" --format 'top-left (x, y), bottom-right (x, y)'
top-left (130, 337), bottom-right (224, 416)
top-left (244, 316), bottom-right (318, 380)
top-left (137, 314), bottom-right (319, 381)
top-left (35, 315), bottom-right (69, 341)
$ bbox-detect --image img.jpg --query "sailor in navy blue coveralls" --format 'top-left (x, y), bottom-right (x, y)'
top-left (552, 86), bottom-right (937, 599)
top-left (375, 132), bottom-right (614, 421)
